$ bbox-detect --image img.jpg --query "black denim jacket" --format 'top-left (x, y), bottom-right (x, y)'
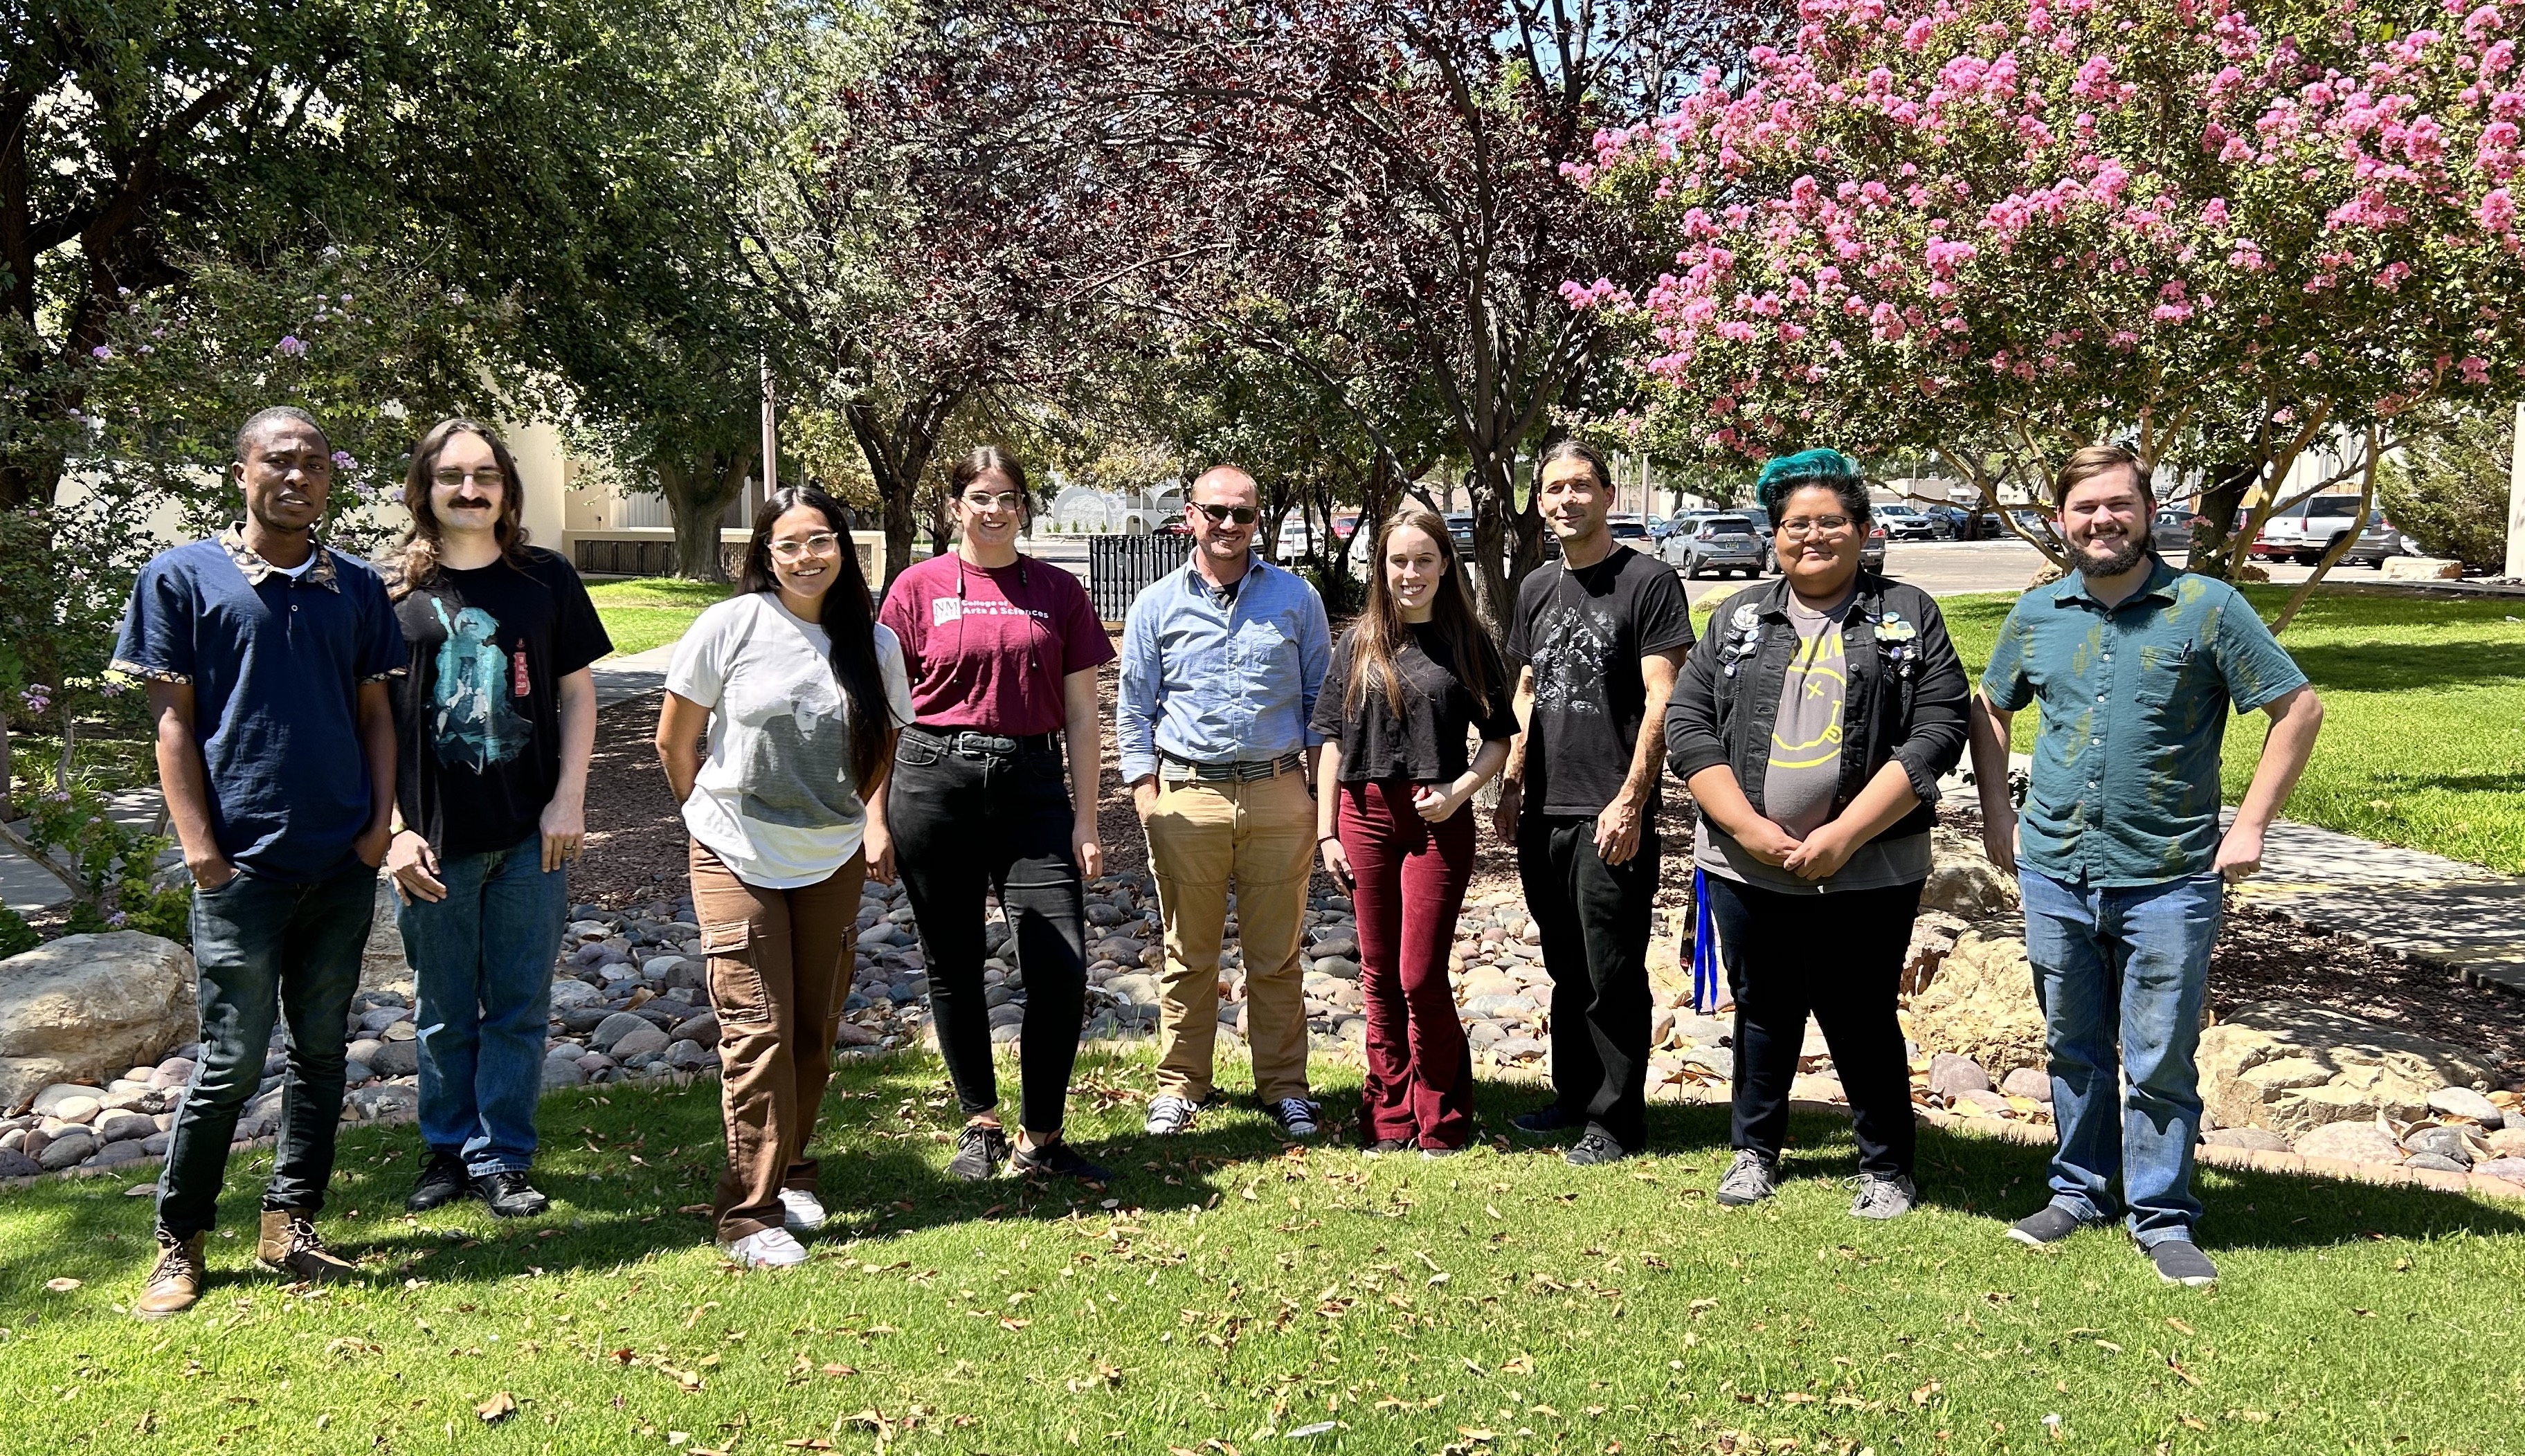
top-left (1664, 571), bottom-right (1969, 842)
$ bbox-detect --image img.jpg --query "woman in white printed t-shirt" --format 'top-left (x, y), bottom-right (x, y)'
top-left (654, 486), bottom-right (913, 1268)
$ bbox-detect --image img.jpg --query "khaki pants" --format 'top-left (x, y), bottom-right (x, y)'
top-left (1143, 772), bottom-right (1314, 1103)
top-left (689, 840), bottom-right (867, 1243)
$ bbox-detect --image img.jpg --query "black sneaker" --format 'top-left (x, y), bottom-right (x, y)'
top-left (2006, 1203), bottom-right (2098, 1247)
top-left (473, 1170), bottom-right (550, 1219)
top-left (948, 1123), bottom-right (1011, 1182)
top-left (1564, 1130), bottom-right (1631, 1167)
top-left (1267, 1098), bottom-right (1322, 1138)
top-left (1512, 1105), bottom-right (1583, 1138)
top-left (406, 1152), bottom-right (470, 1212)
top-left (2148, 1240), bottom-right (2218, 1289)
top-left (1011, 1136), bottom-right (1111, 1185)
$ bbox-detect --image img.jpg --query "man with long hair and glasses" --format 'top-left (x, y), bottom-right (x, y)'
top-left (114, 407), bottom-right (406, 1317)
top-left (1119, 465), bottom-right (1333, 1140)
top-left (1312, 507), bottom-right (1514, 1156)
top-left (655, 487), bottom-right (914, 1267)
top-left (382, 419), bottom-right (611, 1221)
top-left (874, 446), bottom-right (1115, 1185)
top-left (1971, 444), bottom-right (2323, 1289)
top-left (1494, 438), bottom-right (1694, 1167)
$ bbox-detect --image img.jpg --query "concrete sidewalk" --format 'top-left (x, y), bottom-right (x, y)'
top-left (591, 643), bottom-right (679, 708)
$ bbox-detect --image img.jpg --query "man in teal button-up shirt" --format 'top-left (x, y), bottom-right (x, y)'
top-left (1969, 444), bottom-right (2324, 1291)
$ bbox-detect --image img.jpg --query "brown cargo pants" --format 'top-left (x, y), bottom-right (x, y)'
top-left (689, 840), bottom-right (867, 1243)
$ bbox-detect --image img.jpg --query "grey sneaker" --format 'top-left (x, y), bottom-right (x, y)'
top-left (1143, 1095), bottom-right (1200, 1136)
top-left (2006, 1203), bottom-right (2097, 1246)
top-left (1849, 1172), bottom-right (1919, 1220)
top-left (2148, 1240), bottom-right (2219, 1289)
top-left (1564, 1129), bottom-right (1630, 1167)
top-left (1715, 1149), bottom-right (1779, 1206)
top-left (1267, 1098), bottom-right (1322, 1138)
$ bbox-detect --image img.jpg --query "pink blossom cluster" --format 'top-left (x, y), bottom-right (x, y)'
top-left (1571, 0), bottom-right (2525, 457)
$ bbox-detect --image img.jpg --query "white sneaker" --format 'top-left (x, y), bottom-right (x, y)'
top-left (1145, 1095), bottom-right (1200, 1135)
top-left (778, 1187), bottom-right (826, 1235)
top-left (717, 1228), bottom-right (808, 1268)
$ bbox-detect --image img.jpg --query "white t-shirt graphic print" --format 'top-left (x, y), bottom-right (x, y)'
top-left (666, 592), bottom-right (914, 888)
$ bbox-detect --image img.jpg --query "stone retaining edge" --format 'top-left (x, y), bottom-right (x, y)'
top-left (6, 1050), bottom-right (2517, 1210)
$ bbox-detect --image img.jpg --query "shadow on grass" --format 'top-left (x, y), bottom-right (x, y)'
top-left (2279, 639), bottom-right (2525, 695)
top-left (8, 1057), bottom-right (2519, 1306)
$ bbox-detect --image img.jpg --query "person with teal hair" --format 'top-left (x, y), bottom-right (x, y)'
top-left (1667, 444), bottom-right (1969, 1219)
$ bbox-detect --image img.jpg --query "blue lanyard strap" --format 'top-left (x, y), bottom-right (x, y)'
top-left (1691, 865), bottom-right (1723, 1015)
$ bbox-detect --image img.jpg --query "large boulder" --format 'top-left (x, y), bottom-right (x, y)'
top-left (0, 934), bottom-right (196, 1111)
top-left (1903, 918), bottom-right (2046, 1080)
top-left (2199, 999), bottom-right (2496, 1139)
top-left (1920, 829), bottom-right (2020, 920)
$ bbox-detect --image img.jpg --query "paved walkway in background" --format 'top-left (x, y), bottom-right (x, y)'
top-left (2225, 811), bottom-right (2525, 995)
top-left (591, 643), bottom-right (680, 708)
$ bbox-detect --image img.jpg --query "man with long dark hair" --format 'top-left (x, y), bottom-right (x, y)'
top-left (655, 486), bottom-right (914, 1266)
top-left (1494, 439), bottom-right (1694, 1166)
top-left (113, 407), bottom-right (407, 1317)
top-left (382, 419), bottom-right (611, 1219)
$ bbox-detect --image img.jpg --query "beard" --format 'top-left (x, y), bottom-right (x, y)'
top-left (2074, 530), bottom-right (2149, 579)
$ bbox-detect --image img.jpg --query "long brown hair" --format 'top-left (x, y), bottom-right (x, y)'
top-left (387, 419), bottom-right (533, 599)
top-left (1346, 504), bottom-right (1501, 717)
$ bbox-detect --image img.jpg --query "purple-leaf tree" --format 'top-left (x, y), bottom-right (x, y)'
top-left (1576, 0), bottom-right (2525, 624)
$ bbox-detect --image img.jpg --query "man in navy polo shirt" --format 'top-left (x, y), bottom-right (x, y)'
top-left (111, 406), bottom-right (406, 1318)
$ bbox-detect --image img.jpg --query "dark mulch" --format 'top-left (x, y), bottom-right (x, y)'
top-left (2211, 901), bottom-right (2525, 1082)
top-left (574, 695), bottom-right (693, 908)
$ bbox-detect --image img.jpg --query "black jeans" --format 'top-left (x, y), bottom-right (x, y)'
top-left (1517, 813), bottom-right (1658, 1150)
top-left (1703, 874), bottom-right (1923, 1178)
top-left (158, 858), bottom-right (376, 1239)
top-left (892, 727), bottom-right (1089, 1134)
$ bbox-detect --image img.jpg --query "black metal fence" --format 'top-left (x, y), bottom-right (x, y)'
top-left (1087, 534), bottom-right (1193, 622)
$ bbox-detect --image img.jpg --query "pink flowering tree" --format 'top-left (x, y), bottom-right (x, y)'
top-left (1570, 0), bottom-right (2525, 619)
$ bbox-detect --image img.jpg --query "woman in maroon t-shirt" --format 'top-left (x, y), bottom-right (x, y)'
top-left (871, 446), bottom-right (1116, 1184)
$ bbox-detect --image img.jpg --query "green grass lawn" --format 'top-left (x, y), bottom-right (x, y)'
top-left (586, 578), bottom-right (732, 657)
top-left (1694, 583), bottom-right (2525, 874)
top-left (6, 1050), bottom-right (2522, 1453)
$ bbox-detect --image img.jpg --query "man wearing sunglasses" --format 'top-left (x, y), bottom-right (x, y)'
top-left (1119, 466), bottom-right (1333, 1140)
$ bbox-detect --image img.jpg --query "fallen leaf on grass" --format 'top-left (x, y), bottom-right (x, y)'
top-left (1287, 1421), bottom-right (1340, 1438)
top-left (677, 1204), bottom-right (712, 1215)
top-left (476, 1392), bottom-right (516, 1423)
top-left (782, 1440), bottom-right (836, 1450)
top-left (820, 1363), bottom-right (857, 1377)
top-left (1910, 1381), bottom-right (1943, 1406)
top-left (45, 1278), bottom-right (80, 1292)
top-left (2165, 1318), bottom-right (2195, 1336)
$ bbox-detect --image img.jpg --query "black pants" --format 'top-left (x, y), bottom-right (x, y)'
top-left (1703, 874), bottom-right (1923, 1178)
top-left (1517, 813), bottom-right (1658, 1150)
top-left (891, 728), bottom-right (1089, 1134)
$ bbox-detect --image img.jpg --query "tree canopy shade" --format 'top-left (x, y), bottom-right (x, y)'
top-left (926, 0), bottom-right (1780, 623)
top-left (1575, 0), bottom-right (2525, 610)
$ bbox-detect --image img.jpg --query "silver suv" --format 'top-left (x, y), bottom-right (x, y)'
top-left (1672, 513), bottom-right (1767, 579)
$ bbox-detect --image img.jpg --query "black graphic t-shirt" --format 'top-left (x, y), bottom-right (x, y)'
top-left (1505, 545), bottom-right (1695, 817)
top-left (390, 548), bottom-right (612, 856)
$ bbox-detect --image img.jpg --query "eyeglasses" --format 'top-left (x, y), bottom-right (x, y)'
top-left (433, 467), bottom-right (507, 489)
top-left (1776, 516), bottom-right (1854, 540)
top-left (961, 491), bottom-right (1024, 512)
top-left (1193, 502), bottom-right (1258, 525)
top-left (768, 532), bottom-right (840, 560)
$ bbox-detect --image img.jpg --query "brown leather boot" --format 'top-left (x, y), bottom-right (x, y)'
top-left (135, 1230), bottom-right (208, 1319)
top-left (255, 1209), bottom-right (359, 1282)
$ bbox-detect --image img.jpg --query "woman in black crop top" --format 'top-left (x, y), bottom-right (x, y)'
top-left (1309, 506), bottom-right (1514, 1154)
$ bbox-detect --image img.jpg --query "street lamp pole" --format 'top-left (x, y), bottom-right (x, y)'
top-left (760, 352), bottom-right (779, 501)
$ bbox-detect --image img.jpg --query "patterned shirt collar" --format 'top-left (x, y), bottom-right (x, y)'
top-left (219, 522), bottom-right (340, 591)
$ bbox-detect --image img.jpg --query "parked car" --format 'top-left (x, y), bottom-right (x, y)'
top-left (1273, 518), bottom-right (1315, 563)
top-left (1673, 513), bottom-right (1767, 579)
top-left (1913, 504), bottom-right (1969, 539)
top-left (1443, 512), bottom-right (1476, 553)
top-left (1862, 520), bottom-right (1888, 572)
top-left (2249, 493), bottom-right (2368, 564)
top-left (2346, 509), bottom-right (2420, 567)
top-left (2151, 509), bottom-right (2198, 554)
top-left (1875, 504), bottom-right (1943, 542)
top-left (1607, 514), bottom-right (1652, 545)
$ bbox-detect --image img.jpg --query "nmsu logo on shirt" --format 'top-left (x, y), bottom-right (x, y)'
top-left (932, 597), bottom-right (965, 626)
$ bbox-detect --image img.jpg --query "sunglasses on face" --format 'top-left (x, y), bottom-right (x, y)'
top-left (1193, 502), bottom-right (1258, 525)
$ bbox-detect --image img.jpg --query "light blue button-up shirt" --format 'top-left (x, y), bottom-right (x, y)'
top-left (1116, 556), bottom-right (1332, 782)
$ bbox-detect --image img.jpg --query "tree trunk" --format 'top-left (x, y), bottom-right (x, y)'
top-left (656, 452), bottom-right (750, 583)
top-left (847, 387), bottom-right (963, 592)
top-left (2187, 459), bottom-right (2259, 581)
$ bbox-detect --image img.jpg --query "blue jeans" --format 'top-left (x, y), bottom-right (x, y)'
top-left (399, 832), bottom-right (570, 1176)
top-left (2018, 866), bottom-right (2223, 1248)
top-left (157, 859), bottom-right (377, 1239)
